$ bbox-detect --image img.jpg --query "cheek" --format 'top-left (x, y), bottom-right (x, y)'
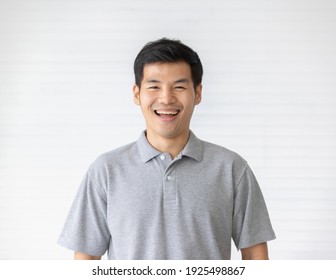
top-left (140, 95), bottom-right (155, 110)
top-left (181, 96), bottom-right (196, 111)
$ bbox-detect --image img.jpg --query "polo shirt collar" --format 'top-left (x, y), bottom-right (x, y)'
top-left (137, 130), bottom-right (204, 163)
top-left (137, 132), bottom-right (161, 163)
top-left (181, 130), bottom-right (203, 162)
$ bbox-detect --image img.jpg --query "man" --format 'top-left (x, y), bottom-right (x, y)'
top-left (58, 38), bottom-right (276, 260)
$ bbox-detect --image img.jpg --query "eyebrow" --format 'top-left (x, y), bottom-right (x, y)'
top-left (145, 79), bottom-right (161, 84)
top-left (174, 78), bottom-right (190, 84)
top-left (144, 78), bottom-right (190, 84)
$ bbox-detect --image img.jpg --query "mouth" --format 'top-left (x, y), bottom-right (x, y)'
top-left (154, 109), bottom-right (180, 122)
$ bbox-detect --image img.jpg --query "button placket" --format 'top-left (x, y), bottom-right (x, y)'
top-left (157, 153), bottom-right (170, 173)
top-left (163, 168), bottom-right (176, 203)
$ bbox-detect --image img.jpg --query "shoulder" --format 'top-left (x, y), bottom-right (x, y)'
top-left (202, 140), bottom-right (247, 166)
top-left (200, 139), bottom-right (249, 185)
top-left (88, 140), bottom-right (138, 173)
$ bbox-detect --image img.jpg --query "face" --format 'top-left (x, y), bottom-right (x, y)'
top-left (133, 61), bottom-right (202, 141)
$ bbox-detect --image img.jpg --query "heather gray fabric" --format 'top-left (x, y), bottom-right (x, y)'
top-left (58, 131), bottom-right (275, 259)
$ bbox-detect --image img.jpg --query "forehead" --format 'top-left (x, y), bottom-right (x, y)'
top-left (142, 61), bottom-right (192, 82)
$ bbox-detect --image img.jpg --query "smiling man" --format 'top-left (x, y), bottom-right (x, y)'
top-left (133, 61), bottom-right (202, 159)
top-left (58, 38), bottom-right (276, 260)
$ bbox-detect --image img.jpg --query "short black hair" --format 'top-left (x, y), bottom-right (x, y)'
top-left (134, 38), bottom-right (203, 88)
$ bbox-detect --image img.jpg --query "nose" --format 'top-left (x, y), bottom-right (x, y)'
top-left (158, 86), bottom-right (176, 104)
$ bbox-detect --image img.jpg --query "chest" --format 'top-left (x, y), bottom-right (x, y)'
top-left (106, 158), bottom-right (234, 220)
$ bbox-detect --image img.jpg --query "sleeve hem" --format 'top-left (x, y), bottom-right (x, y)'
top-left (57, 234), bottom-right (106, 257)
top-left (236, 233), bottom-right (276, 251)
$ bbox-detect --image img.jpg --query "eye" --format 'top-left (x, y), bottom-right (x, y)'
top-left (175, 86), bottom-right (186, 90)
top-left (148, 86), bottom-right (159, 90)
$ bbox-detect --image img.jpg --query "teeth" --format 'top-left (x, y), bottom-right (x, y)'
top-left (156, 110), bottom-right (179, 115)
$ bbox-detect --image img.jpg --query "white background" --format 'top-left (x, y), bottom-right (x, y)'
top-left (0, 0), bottom-right (336, 260)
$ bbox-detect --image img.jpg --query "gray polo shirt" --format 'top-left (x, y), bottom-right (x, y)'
top-left (58, 131), bottom-right (275, 259)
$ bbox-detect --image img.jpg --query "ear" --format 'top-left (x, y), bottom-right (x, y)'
top-left (194, 84), bottom-right (202, 105)
top-left (133, 84), bottom-right (140, 105)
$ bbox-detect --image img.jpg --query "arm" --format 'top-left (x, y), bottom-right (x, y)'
top-left (74, 252), bottom-right (102, 260)
top-left (240, 242), bottom-right (269, 260)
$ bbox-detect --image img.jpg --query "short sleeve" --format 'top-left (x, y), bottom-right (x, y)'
top-left (232, 165), bottom-right (276, 250)
top-left (57, 169), bottom-right (110, 256)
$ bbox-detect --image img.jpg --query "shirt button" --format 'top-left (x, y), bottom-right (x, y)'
top-left (167, 175), bottom-right (172, 181)
top-left (160, 155), bottom-right (166, 160)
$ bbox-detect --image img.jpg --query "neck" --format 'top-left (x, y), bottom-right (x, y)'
top-left (146, 130), bottom-right (190, 159)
